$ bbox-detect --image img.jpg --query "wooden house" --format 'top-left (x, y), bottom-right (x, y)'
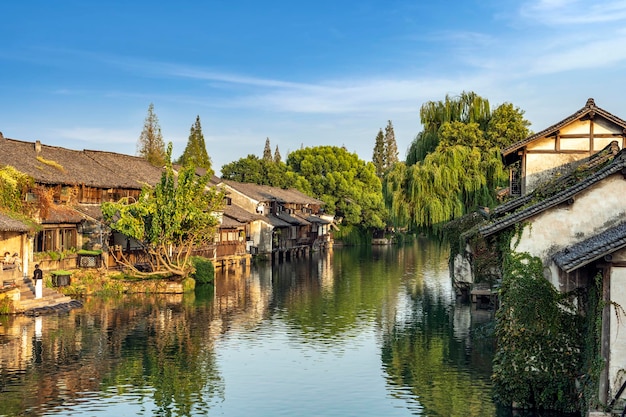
top-left (217, 180), bottom-right (332, 261)
top-left (502, 98), bottom-right (626, 196)
top-left (0, 135), bottom-right (164, 272)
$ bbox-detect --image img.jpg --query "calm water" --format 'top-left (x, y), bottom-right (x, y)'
top-left (0, 239), bottom-right (541, 417)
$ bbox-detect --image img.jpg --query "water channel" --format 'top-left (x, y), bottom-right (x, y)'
top-left (0, 239), bottom-right (565, 416)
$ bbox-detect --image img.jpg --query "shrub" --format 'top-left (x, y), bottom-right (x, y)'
top-left (191, 256), bottom-right (214, 284)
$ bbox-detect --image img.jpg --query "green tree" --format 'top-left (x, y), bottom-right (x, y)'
top-left (406, 92), bottom-right (491, 165)
top-left (102, 144), bottom-right (224, 277)
top-left (486, 102), bottom-right (532, 148)
top-left (273, 145), bottom-right (282, 163)
top-left (287, 146), bottom-right (385, 229)
top-left (262, 137), bottom-right (272, 162)
top-left (384, 120), bottom-right (399, 168)
top-left (221, 154), bottom-right (300, 189)
top-left (137, 103), bottom-right (166, 167)
top-left (389, 93), bottom-right (530, 232)
top-left (372, 129), bottom-right (386, 178)
top-left (177, 116), bottom-right (213, 175)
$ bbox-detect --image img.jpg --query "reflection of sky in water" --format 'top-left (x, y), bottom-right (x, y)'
top-left (212, 324), bottom-right (418, 417)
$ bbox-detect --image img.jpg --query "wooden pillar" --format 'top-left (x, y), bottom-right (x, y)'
top-left (599, 268), bottom-right (611, 405)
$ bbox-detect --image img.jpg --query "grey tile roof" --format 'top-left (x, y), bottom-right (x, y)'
top-left (219, 180), bottom-right (324, 206)
top-left (502, 98), bottom-right (626, 157)
top-left (553, 221), bottom-right (626, 273)
top-left (0, 137), bottom-right (164, 189)
top-left (222, 203), bottom-right (264, 223)
top-left (0, 213), bottom-right (32, 232)
top-left (480, 148), bottom-right (626, 237)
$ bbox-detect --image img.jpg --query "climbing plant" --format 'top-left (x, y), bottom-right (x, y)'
top-left (492, 252), bottom-right (583, 412)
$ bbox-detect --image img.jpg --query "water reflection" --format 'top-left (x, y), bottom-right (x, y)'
top-left (0, 239), bottom-right (562, 416)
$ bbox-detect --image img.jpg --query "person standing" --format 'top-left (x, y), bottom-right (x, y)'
top-left (33, 264), bottom-right (43, 299)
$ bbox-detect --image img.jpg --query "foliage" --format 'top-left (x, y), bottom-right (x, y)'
top-left (273, 145), bottom-right (282, 163)
top-left (220, 154), bottom-right (301, 189)
top-left (137, 103), bottom-right (166, 167)
top-left (176, 115), bottom-right (213, 174)
top-left (486, 102), bottom-right (532, 148)
top-left (372, 120), bottom-right (400, 179)
top-left (578, 273), bottom-right (605, 413)
top-left (406, 91), bottom-right (491, 165)
top-left (263, 137), bottom-right (272, 161)
top-left (36, 156), bottom-right (65, 172)
top-left (102, 144), bottom-right (225, 277)
top-left (0, 165), bottom-right (32, 213)
top-left (333, 224), bottom-right (371, 246)
top-left (191, 256), bottom-right (214, 285)
top-left (390, 92), bottom-right (530, 233)
top-left (492, 252), bottom-right (583, 412)
top-left (286, 145), bottom-right (386, 229)
top-left (372, 128), bottom-right (386, 178)
top-left (384, 120), bottom-right (399, 167)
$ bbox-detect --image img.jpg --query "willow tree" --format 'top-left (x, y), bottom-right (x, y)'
top-left (388, 93), bottom-right (530, 232)
top-left (406, 92), bottom-right (491, 165)
top-left (102, 145), bottom-right (224, 277)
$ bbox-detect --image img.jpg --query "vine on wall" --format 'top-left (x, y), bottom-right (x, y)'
top-left (492, 252), bottom-right (583, 412)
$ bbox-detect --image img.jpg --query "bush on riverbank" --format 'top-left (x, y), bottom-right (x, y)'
top-left (190, 256), bottom-right (214, 284)
top-left (56, 269), bottom-right (197, 296)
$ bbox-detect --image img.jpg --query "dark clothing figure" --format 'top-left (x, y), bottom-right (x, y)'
top-left (33, 264), bottom-right (43, 281)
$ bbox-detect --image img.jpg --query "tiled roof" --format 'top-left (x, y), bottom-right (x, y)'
top-left (480, 148), bottom-right (626, 237)
top-left (222, 203), bottom-right (264, 223)
top-left (0, 137), bottom-right (164, 189)
top-left (75, 204), bottom-right (103, 221)
top-left (493, 140), bottom-right (621, 216)
top-left (41, 205), bottom-right (86, 224)
top-left (220, 180), bottom-right (324, 206)
top-left (553, 221), bottom-right (626, 273)
top-left (502, 98), bottom-right (626, 157)
top-left (0, 213), bottom-right (32, 232)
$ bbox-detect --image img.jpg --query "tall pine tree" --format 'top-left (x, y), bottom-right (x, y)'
top-left (176, 115), bottom-right (213, 175)
top-left (384, 120), bottom-right (399, 168)
top-left (263, 137), bottom-right (272, 161)
top-left (137, 103), bottom-right (166, 167)
top-left (372, 128), bottom-right (386, 178)
top-left (273, 145), bottom-right (282, 163)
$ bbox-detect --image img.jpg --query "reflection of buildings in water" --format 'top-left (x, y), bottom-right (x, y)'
top-left (316, 250), bottom-right (334, 294)
top-left (213, 265), bottom-right (273, 334)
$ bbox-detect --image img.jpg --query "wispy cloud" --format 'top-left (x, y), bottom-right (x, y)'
top-left (520, 0), bottom-right (626, 24)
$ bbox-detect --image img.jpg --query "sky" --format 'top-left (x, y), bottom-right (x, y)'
top-left (1, 0), bottom-right (625, 175)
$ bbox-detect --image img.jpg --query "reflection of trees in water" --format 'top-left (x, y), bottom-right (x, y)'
top-left (381, 246), bottom-right (497, 417)
top-left (0, 294), bottom-right (224, 417)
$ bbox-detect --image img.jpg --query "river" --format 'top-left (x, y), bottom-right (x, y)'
top-left (0, 239), bottom-right (554, 416)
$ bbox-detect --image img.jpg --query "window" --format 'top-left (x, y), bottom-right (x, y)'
top-left (35, 227), bottom-right (77, 252)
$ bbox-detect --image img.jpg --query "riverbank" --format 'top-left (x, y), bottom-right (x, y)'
top-left (55, 269), bottom-right (195, 296)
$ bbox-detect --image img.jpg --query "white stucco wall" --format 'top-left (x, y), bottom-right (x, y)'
top-left (522, 118), bottom-right (624, 193)
top-left (609, 262), bottom-right (626, 400)
top-left (525, 153), bottom-right (586, 193)
top-left (513, 174), bottom-right (626, 287)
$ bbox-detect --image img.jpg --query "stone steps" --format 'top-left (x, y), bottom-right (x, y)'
top-left (12, 279), bottom-right (82, 314)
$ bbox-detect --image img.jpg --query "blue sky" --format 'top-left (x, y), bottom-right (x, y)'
top-left (1, 1), bottom-right (625, 174)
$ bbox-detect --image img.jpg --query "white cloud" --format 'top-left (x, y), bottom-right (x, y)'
top-left (520, 0), bottom-right (626, 24)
